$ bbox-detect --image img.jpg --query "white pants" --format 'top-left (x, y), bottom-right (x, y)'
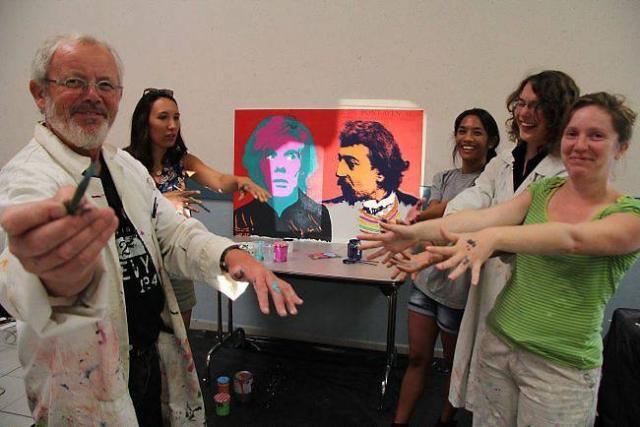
top-left (474, 329), bottom-right (600, 426)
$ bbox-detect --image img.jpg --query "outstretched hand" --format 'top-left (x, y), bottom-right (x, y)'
top-left (223, 249), bottom-right (303, 316)
top-left (1, 188), bottom-right (118, 297)
top-left (426, 226), bottom-right (496, 286)
top-left (164, 190), bottom-right (203, 213)
top-left (357, 220), bottom-right (417, 261)
top-left (390, 250), bottom-right (444, 275)
top-left (237, 177), bottom-right (271, 203)
top-left (404, 198), bottom-right (426, 224)
top-left (386, 250), bottom-right (412, 282)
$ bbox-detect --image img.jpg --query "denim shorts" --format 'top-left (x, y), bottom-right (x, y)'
top-left (408, 283), bottom-right (464, 334)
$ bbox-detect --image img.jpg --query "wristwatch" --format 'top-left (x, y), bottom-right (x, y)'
top-left (219, 244), bottom-right (243, 272)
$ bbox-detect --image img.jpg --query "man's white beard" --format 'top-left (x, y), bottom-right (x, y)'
top-left (44, 97), bottom-right (110, 151)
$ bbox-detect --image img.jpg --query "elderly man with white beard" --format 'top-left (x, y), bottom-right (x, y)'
top-left (0, 33), bottom-right (303, 426)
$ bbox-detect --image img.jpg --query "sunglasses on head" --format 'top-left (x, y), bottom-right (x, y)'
top-left (143, 88), bottom-right (174, 97)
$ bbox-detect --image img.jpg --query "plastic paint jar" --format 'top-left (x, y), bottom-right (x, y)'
top-left (217, 375), bottom-right (230, 394)
top-left (263, 243), bottom-right (274, 263)
top-left (254, 240), bottom-right (265, 261)
top-left (214, 392), bottom-right (230, 416)
top-left (283, 237), bottom-right (294, 255)
top-left (273, 242), bottom-right (288, 262)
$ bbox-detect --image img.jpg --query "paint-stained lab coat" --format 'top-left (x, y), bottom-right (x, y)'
top-left (0, 124), bottom-right (246, 425)
top-left (444, 147), bottom-right (566, 411)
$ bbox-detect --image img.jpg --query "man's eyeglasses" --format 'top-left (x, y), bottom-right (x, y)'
top-left (45, 77), bottom-right (122, 94)
top-left (143, 88), bottom-right (174, 97)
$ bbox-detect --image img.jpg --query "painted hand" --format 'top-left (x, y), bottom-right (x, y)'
top-left (224, 249), bottom-right (303, 316)
top-left (357, 221), bottom-right (417, 261)
top-left (426, 226), bottom-right (496, 286)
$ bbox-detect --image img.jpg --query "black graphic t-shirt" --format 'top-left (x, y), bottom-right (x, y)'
top-left (100, 157), bottom-right (165, 348)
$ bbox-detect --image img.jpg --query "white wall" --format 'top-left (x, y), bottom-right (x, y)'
top-left (1, 0), bottom-right (639, 194)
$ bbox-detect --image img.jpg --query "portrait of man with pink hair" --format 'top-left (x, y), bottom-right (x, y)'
top-left (234, 115), bottom-right (332, 240)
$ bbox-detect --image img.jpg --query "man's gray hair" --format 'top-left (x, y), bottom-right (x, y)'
top-left (31, 33), bottom-right (124, 85)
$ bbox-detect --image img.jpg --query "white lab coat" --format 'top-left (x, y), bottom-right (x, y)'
top-left (0, 124), bottom-right (244, 425)
top-left (444, 147), bottom-right (566, 411)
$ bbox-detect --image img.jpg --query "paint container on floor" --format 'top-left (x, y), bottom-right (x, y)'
top-left (274, 242), bottom-right (288, 262)
top-left (217, 375), bottom-right (230, 394)
top-left (233, 370), bottom-right (254, 402)
top-left (214, 392), bottom-right (231, 416)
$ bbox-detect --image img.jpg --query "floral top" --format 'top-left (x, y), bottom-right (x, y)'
top-left (154, 156), bottom-right (187, 193)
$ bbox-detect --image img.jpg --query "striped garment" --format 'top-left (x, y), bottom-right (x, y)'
top-left (488, 176), bottom-right (640, 370)
top-left (357, 196), bottom-right (400, 233)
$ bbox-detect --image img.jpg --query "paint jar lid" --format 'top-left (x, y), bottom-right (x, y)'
top-left (217, 376), bottom-right (230, 385)
top-left (214, 392), bottom-right (230, 403)
top-left (234, 370), bottom-right (253, 380)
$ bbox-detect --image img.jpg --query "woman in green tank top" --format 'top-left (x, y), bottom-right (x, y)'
top-left (359, 92), bottom-right (640, 425)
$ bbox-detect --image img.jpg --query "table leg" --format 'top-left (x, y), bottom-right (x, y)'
top-left (216, 290), bottom-right (224, 342)
top-left (205, 292), bottom-right (260, 389)
top-left (379, 284), bottom-right (398, 410)
top-left (228, 297), bottom-right (234, 332)
top-left (206, 292), bottom-right (225, 381)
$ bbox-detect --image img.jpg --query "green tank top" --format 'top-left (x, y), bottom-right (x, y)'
top-left (488, 177), bottom-right (640, 369)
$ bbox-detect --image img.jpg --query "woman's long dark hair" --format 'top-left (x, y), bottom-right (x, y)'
top-left (451, 108), bottom-right (501, 168)
top-left (124, 90), bottom-right (187, 172)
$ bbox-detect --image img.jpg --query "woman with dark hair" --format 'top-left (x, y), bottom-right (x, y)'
top-left (362, 71), bottom-right (580, 423)
top-left (441, 71), bottom-right (580, 416)
top-left (125, 88), bottom-right (269, 328)
top-left (363, 92), bottom-right (639, 425)
top-left (390, 108), bottom-right (500, 427)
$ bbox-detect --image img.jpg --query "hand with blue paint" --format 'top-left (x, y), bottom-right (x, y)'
top-left (223, 248), bottom-right (303, 316)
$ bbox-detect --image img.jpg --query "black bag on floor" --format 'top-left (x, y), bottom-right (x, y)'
top-left (596, 308), bottom-right (640, 427)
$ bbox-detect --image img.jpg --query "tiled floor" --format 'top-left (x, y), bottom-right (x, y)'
top-left (0, 323), bottom-right (33, 426)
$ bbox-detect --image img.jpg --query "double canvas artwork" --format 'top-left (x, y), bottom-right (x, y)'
top-left (233, 109), bottom-right (424, 242)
